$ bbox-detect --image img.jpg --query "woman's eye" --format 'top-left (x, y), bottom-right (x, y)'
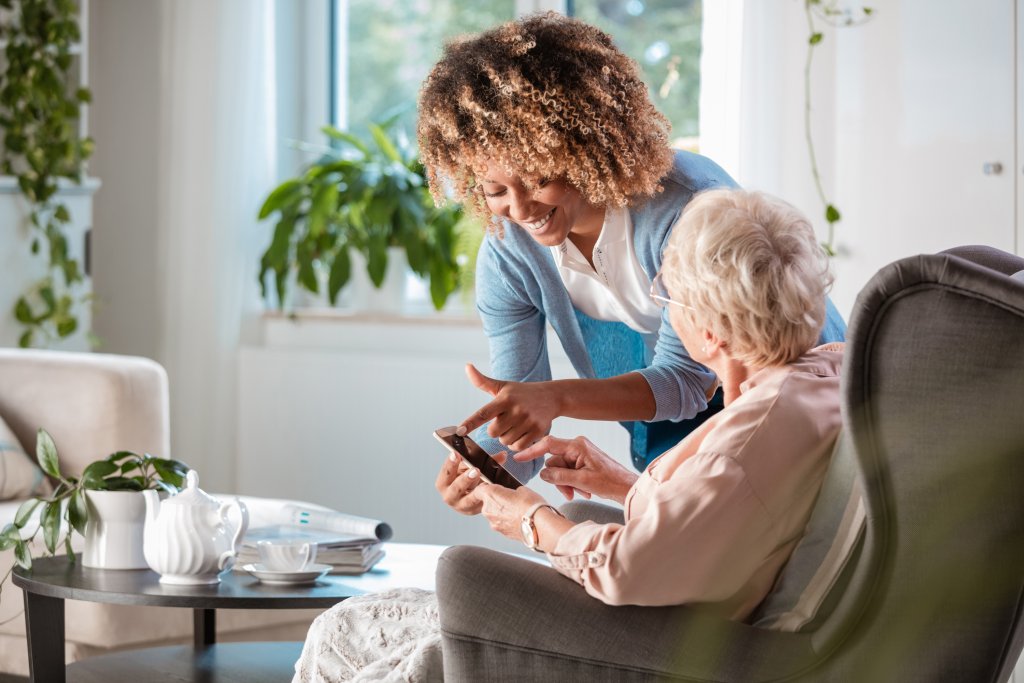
top-left (538, 177), bottom-right (551, 187)
top-left (483, 188), bottom-right (506, 198)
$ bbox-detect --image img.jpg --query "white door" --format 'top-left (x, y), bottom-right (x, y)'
top-left (829, 0), bottom-right (1017, 315)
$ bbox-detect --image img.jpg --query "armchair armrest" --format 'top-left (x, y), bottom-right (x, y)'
top-left (436, 546), bottom-right (818, 682)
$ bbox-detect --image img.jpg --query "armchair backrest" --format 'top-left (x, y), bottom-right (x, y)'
top-left (811, 247), bottom-right (1024, 681)
top-left (0, 349), bottom-right (170, 477)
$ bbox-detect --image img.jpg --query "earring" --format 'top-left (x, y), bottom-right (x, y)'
top-left (701, 344), bottom-right (708, 354)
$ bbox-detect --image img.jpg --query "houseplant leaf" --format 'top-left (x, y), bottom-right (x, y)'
top-left (68, 489), bottom-right (88, 536)
top-left (14, 500), bottom-right (42, 529)
top-left (258, 179), bottom-right (304, 219)
top-left (36, 429), bottom-right (61, 479)
top-left (41, 501), bottom-right (62, 554)
top-left (82, 460), bottom-right (118, 488)
top-left (328, 246), bottom-right (352, 305)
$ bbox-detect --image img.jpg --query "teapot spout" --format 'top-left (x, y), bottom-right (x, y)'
top-left (142, 489), bottom-right (161, 527)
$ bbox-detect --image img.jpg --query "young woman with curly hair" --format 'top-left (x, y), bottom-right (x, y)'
top-left (418, 12), bottom-right (846, 487)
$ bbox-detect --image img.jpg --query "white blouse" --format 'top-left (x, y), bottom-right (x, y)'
top-left (550, 207), bottom-right (663, 344)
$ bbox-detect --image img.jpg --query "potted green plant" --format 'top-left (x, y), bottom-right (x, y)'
top-left (257, 117), bottom-right (468, 312)
top-left (0, 0), bottom-right (95, 347)
top-left (0, 428), bottom-right (189, 578)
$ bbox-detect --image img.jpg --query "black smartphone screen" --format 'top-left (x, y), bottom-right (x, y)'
top-left (434, 426), bottom-right (523, 489)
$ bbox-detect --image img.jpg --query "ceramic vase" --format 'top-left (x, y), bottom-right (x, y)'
top-left (83, 490), bottom-right (149, 569)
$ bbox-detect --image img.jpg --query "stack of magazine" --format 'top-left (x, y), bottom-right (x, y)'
top-left (237, 504), bottom-right (392, 575)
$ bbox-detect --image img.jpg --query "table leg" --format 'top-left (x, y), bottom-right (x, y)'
top-left (194, 608), bottom-right (216, 649)
top-left (23, 590), bottom-right (65, 683)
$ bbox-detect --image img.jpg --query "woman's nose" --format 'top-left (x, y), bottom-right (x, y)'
top-left (506, 191), bottom-right (535, 222)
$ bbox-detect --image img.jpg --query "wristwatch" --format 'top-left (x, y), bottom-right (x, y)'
top-left (521, 503), bottom-right (560, 552)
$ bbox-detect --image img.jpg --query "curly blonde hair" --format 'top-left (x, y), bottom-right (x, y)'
top-left (417, 12), bottom-right (673, 228)
top-left (661, 189), bottom-right (834, 367)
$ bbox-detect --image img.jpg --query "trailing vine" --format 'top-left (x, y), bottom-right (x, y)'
top-left (0, 0), bottom-right (94, 347)
top-left (804, 0), bottom-right (873, 255)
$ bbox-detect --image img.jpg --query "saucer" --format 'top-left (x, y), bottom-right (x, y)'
top-left (242, 563), bottom-right (332, 585)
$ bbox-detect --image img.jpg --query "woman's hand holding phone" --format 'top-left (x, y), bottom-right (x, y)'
top-left (435, 452), bottom-right (487, 515)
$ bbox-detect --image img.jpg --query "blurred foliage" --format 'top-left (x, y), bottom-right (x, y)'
top-left (0, 0), bottom-right (94, 347)
top-left (571, 0), bottom-right (702, 140)
top-left (343, 0), bottom-right (515, 133)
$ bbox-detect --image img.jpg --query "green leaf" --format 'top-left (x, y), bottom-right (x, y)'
top-left (75, 87), bottom-right (92, 103)
top-left (863, 7), bottom-right (874, 15)
top-left (56, 316), bottom-right (78, 338)
top-left (65, 535), bottom-right (76, 564)
top-left (14, 541), bottom-right (32, 570)
top-left (258, 179), bottom-right (304, 220)
top-left (54, 205), bottom-right (71, 222)
top-left (107, 450), bottom-right (140, 463)
top-left (151, 459), bottom-right (187, 489)
top-left (368, 123), bottom-right (402, 163)
top-left (366, 233), bottom-right (389, 287)
top-left (101, 477), bottom-right (144, 491)
top-left (68, 489), bottom-right (88, 536)
top-left (321, 125), bottom-right (370, 155)
top-left (14, 499), bottom-right (42, 528)
top-left (809, 32), bottom-right (823, 45)
top-left (36, 429), bottom-right (61, 478)
top-left (825, 204), bottom-right (841, 223)
top-left (308, 182), bottom-right (339, 238)
top-left (41, 501), bottom-right (62, 554)
top-left (14, 297), bottom-right (34, 324)
top-left (18, 330), bottom-right (33, 348)
top-left (328, 246), bottom-right (352, 304)
top-left (82, 460), bottom-right (118, 485)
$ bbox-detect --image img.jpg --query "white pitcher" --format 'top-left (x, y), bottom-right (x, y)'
top-left (142, 470), bottom-right (249, 585)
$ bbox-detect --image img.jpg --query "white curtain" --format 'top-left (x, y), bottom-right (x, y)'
top-left (699, 0), bottom-right (839, 224)
top-left (155, 0), bottom-right (276, 490)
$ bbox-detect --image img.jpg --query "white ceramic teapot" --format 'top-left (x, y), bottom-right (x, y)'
top-left (142, 470), bottom-right (249, 585)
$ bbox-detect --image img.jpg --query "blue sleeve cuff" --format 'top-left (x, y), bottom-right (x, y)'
top-left (634, 365), bottom-right (712, 423)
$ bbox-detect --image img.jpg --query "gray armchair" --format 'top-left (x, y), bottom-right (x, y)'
top-left (436, 245), bottom-right (1024, 681)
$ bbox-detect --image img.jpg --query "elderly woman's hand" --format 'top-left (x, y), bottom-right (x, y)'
top-left (457, 364), bottom-right (561, 452)
top-left (474, 483), bottom-right (547, 542)
top-left (515, 436), bottom-right (639, 505)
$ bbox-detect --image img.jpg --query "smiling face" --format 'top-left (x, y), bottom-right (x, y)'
top-left (479, 162), bottom-right (605, 246)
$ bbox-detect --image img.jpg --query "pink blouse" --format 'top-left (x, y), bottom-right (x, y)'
top-left (548, 346), bottom-right (844, 618)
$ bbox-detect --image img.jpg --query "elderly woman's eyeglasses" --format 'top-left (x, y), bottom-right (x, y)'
top-left (649, 272), bottom-right (694, 311)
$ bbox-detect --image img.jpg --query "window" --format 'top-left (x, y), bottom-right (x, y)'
top-left (568, 1), bottom-right (702, 147)
top-left (329, 1), bottom-right (702, 147)
top-left (330, 1), bottom-right (516, 133)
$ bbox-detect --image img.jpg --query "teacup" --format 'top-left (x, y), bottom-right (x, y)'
top-left (256, 540), bottom-right (317, 571)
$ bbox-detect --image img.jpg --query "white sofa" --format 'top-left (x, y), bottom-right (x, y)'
top-left (0, 348), bottom-right (323, 676)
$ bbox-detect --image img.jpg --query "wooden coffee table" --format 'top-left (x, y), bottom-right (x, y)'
top-left (12, 542), bottom-right (445, 683)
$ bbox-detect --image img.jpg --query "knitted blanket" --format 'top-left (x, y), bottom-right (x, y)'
top-left (293, 588), bottom-right (443, 683)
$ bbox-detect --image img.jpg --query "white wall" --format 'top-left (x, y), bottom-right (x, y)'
top-left (89, 0), bottom-right (165, 360)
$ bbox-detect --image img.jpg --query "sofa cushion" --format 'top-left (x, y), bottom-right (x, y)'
top-left (0, 415), bottom-right (45, 501)
top-left (749, 431), bottom-right (866, 631)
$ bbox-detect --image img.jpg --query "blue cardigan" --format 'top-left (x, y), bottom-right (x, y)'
top-left (473, 151), bottom-right (847, 479)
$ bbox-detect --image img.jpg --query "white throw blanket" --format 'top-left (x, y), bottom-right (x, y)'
top-left (293, 588), bottom-right (443, 682)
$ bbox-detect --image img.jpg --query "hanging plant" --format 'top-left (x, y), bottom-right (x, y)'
top-left (804, 0), bottom-right (873, 256)
top-left (0, 0), bottom-right (94, 347)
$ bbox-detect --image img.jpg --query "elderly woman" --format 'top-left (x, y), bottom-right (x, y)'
top-left (473, 188), bottom-right (844, 613)
top-left (417, 12), bottom-right (847, 474)
top-left (294, 189), bottom-right (844, 681)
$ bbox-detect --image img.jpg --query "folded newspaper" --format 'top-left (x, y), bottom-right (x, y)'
top-left (237, 503), bottom-right (391, 574)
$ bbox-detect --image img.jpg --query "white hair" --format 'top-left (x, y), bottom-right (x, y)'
top-left (661, 189), bottom-right (834, 367)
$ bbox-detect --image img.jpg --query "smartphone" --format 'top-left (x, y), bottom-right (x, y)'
top-left (433, 426), bottom-right (523, 489)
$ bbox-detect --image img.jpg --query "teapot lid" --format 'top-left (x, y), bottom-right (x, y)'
top-left (163, 470), bottom-right (218, 507)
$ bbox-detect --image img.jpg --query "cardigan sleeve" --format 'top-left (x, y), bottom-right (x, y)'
top-left (470, 236), bottom-right (548, 482)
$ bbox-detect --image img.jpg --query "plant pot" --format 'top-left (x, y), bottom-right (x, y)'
top-left (350, 246), bottom-right (409, 313)
top-left (83, 490), bottom-right (148, 569)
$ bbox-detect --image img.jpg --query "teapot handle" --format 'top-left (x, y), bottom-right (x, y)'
top-left (217, 498), bottom-right (250, 571)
